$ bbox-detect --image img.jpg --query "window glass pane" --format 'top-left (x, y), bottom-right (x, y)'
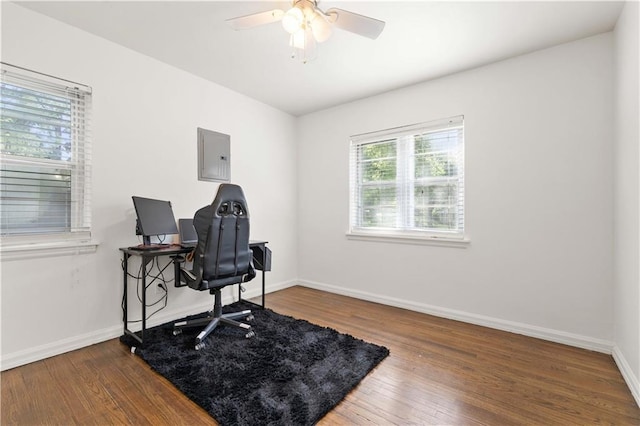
top-left (414, 183), bottom-right (458, 205)
top-left (1, 84), bottom-right (72, 161)
top-left (414, 131), bottom-right (459, 178)
top-left (414, 130), bottom-right (458, 153)
top-left (1, 165), bottom-right (72, 233)
top-left (414, 183), bottom-right (458, 229)
top-left (360, 140), bottom-right (396, 182)
top-left (415, 151), bottom-right (458, 178)
top-left (362, 185), bottom-right (396, 227)
top-left (414, 206), bottom-right (457, 229)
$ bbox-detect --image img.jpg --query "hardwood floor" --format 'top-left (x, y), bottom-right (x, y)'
top-left (2, 286), bottom-right (639, 425)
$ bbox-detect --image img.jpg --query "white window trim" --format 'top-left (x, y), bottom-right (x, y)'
top-left (1, 63), bottom-right (97, 257)
top-left (346, 229), bottom-right (470, 248)
top-left (1, 234), bottom-right (99, 260)
top-left (348, 116), bottom-right (467, 245)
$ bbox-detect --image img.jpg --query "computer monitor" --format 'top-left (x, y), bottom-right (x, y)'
top-left (178, 218), bottom-right (198, 246)
top-left (132, 196), bottom-right (179, 246)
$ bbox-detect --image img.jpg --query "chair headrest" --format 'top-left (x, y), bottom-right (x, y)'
top-left (211, 184), bottom-right (249, 217)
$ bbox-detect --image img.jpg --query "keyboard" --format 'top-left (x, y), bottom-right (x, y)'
top-left (128, 244), bottom-right (171, 251)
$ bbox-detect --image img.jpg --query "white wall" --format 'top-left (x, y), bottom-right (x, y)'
top-left (0, 3), bottom-right (298, 369)
top-left (613, 0), bottom-right (640, 404)
top-left (0, 3), bottom-right (634, 393)
top-left (297, 33), bottom-right (614, 351)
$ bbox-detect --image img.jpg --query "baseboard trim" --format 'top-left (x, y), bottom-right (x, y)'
top-left (612, 346), bottom-right (640, 407)
top-left (1, 279), bottom-right (296, 371)
top-left (1, 325), bottom-right (121, 371)
top-left (298, 280), bottom-right (614, 354)
top-left (0, 301), bottom-right (210, 371)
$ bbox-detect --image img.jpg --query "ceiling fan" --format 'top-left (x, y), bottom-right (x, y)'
top-left (226, 0), bottom-right (385, 63)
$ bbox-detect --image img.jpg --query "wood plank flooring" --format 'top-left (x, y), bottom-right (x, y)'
top-left (2, 285), bottom-right (639, 425)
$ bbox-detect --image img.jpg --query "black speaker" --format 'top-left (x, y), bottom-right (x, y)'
top-left (251, 245), bottom-right (272, 271)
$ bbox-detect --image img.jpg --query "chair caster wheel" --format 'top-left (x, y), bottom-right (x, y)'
top-left (172, 329), bottom-right (182, 336)
top-left (246, 314), bottom-right (254, 321)
top-left (245, 330), bottom-right (255, 339)
top-left (195, 342), bottom-right (206, 351)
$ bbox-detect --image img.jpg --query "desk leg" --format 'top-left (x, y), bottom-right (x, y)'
top-left (123, 253), bottom-right (143, 350)
top-left (141, 257), bottom-right (148, 345)
top-left (123, 253), bottom-right (129, 334)
top-left (261, 269), bottom-right (265, 308)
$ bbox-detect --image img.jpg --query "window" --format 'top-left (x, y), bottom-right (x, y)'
top-left (1, 63), bottom-right (92, 246)
top-left (349, 116), bottom-right (465, 242)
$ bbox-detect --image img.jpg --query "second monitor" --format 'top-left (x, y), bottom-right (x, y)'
top-left (132, 196), bottom-right (179, 246)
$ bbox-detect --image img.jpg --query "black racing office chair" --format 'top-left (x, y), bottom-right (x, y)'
top-left (173, 184), bottom-right (256, 350)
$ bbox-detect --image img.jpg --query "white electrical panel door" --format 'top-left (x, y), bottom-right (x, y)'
top-left (198, 128), bottom-right (230, 182)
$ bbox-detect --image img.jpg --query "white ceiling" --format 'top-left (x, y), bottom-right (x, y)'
top-left (15, 1), bottom-right (624, 116)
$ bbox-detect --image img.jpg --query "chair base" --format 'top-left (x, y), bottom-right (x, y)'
top-left (173, 288), bottom-right (254, 350)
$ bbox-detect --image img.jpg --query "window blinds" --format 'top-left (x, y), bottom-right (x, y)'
top-left (349, 116), bottom-right (464, 237)
top-left (0, 63), bottom-right (92, 236)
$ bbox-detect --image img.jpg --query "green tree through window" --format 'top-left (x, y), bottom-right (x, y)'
top-left (1, 84), bottom-right (72, 160)
top-left (360, 140), bottom-right (397, 227)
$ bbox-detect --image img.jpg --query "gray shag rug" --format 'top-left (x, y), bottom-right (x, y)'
top-left (120, 301), bottom-right (389, 425)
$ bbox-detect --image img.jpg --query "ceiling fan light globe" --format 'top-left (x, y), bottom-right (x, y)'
top-left (310, 12), bottom-right (332, 43)
top-left (282, 7), bottom-right (304, 34)
top-left (290, 30), bottom-right (305, 49)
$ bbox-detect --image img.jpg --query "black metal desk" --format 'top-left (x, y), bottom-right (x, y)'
top-left (120, 240), bottom-right (270, 347)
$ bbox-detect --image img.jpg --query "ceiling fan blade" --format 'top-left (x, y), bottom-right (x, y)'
top-left (226, 9), bottom-right (285, 30)
top-left (325, 8), bottom-right (385, 39)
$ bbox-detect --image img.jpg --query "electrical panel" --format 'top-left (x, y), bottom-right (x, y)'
top-left (198, 128), bottom-right (230, 182)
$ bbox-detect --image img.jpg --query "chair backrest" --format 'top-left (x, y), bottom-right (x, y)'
top-left (192, 184), bottom-right (254, 287)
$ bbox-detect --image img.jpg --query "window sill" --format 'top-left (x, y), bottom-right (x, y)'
top-left (0, 239), bottom-right (99, 260)
top-left (346, 231), bottom-right (470, 248)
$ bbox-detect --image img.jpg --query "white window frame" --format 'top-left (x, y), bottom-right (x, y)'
top-left (348, 116), bottom-right (469, 247)
top-left (0, 63), bottom-right (97, 258)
